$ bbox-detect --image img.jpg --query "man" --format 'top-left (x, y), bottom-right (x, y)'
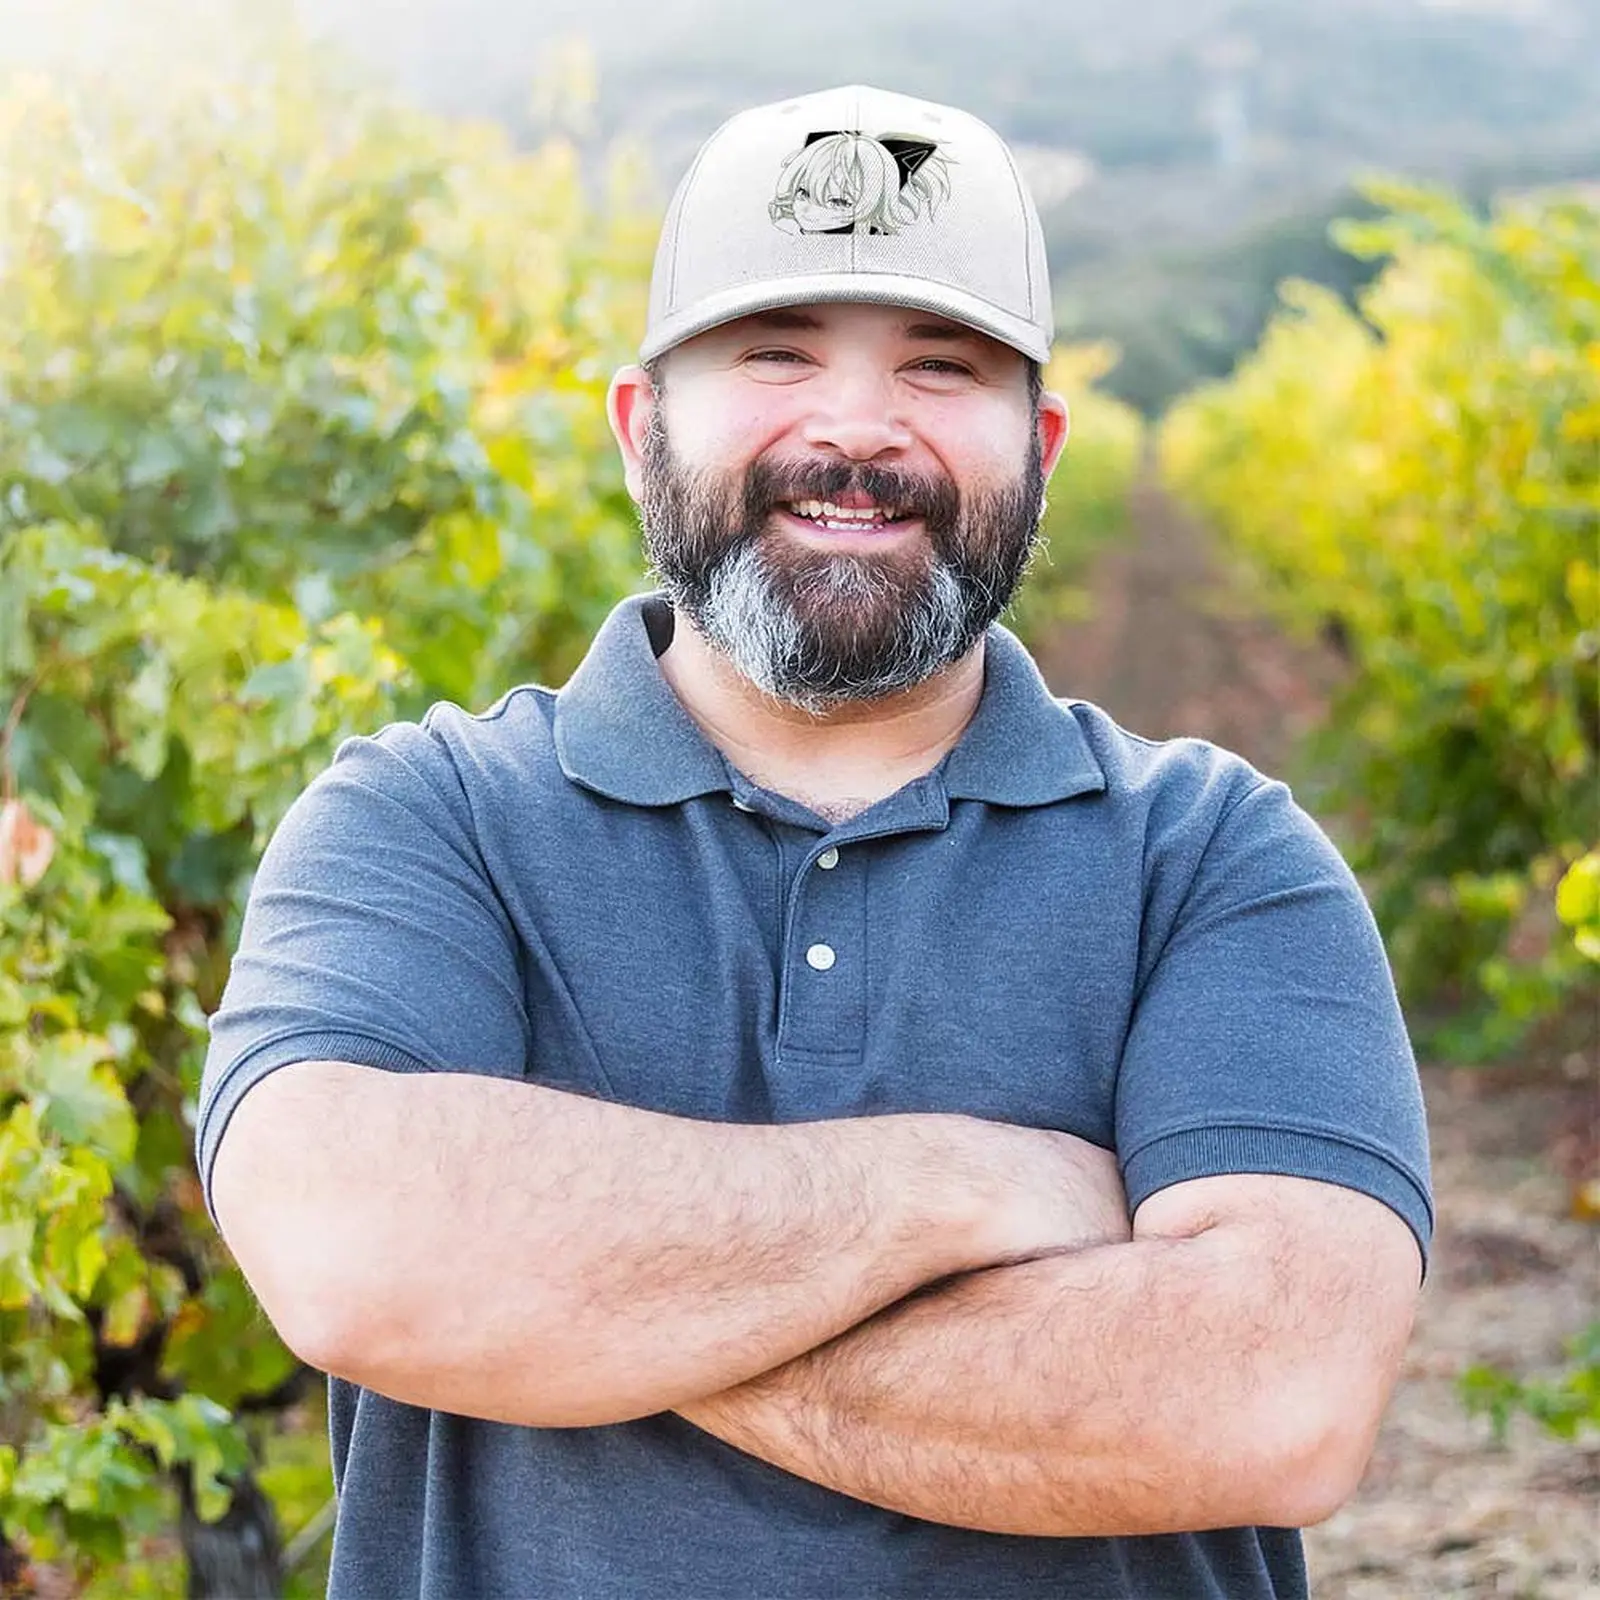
top-left (202, 84), bottom-right (1431, 1599)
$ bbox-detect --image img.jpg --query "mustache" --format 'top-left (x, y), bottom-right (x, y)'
top-left (741, 456), bottom-right (960, 529)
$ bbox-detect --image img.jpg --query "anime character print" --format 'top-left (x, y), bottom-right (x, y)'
top-left (769, 131), bottom-right (952, 236)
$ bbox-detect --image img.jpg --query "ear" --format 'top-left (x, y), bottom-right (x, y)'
top-left (607, 364), bottom-right (660, 501)
top-left (1036, 388), bottom-right (1071, 480)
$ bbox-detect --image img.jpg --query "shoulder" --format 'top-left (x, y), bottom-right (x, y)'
top-left (1063, 697), bottom-right (1257, 788)
top-left (1050, 698), bottom-right (1363, 933)
top-left (256, 686), bottom-right (562, 875)
top-left (323, 684), bottom-right (560, 809)
top-left (1057, 697), bottom-right (1282, 843)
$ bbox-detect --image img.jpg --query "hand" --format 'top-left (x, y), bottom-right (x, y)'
top-left (942, 1118), bottom-right (1131, 1268)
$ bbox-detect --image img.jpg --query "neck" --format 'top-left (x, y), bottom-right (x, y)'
top-left (657, 614), bottom-right (986, 817)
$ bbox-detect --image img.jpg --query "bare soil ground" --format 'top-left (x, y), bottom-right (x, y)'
top-left (1037, 479), bottom-right (1600, 1600)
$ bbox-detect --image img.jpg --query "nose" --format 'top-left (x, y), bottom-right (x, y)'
top-left (799, 366), bottom-right (914, 461)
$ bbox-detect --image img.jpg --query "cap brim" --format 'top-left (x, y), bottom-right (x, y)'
top-left (638, 271), bottom-right (1052, 366)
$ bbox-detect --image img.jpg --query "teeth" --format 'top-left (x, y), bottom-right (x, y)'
top-left (788, 500), bottom-right (904, 523)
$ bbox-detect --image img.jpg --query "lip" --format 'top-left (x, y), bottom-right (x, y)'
top-left (773, 507), bottom-right (923, 546)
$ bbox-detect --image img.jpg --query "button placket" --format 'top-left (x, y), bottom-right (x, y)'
top-left (777, 842), bottom-right (867, 1059)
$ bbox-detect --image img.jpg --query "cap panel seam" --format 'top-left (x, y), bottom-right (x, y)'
top-left (997, 139), bottom-right (1036, 319)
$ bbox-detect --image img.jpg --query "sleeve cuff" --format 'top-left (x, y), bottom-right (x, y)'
top-left (1122, 1124), bottom-right (1435, 1274)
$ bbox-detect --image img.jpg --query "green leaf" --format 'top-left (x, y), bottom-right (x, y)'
top-left (86, 830), bottom-right (154, 897)
top-left (0, 1217), bottom-right (41, 1310)
top-left (125, 431), bottom-right (186, 489)
top-left (239, 656), bottom-right (311, 705)
top-left (26, 1035), bottom-right (137, 1164)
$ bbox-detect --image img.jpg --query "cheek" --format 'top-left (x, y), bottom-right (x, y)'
top-left (924, 407), bottom-right (1034, 491)
top-left (676, 398), bottom-right (798, 475)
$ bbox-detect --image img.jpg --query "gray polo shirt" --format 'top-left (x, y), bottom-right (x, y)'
top-left (199, 592), bottom-right (1432, 1600)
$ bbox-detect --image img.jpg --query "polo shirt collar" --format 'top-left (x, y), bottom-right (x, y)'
top-left (940, 621), bottom-right (1107, 807)
top-left (554, 594), bottom-right (732, 806)
top-left (553, 592), bottom-right (1106, 809)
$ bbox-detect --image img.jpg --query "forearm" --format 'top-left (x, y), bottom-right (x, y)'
top-left (681, 1211), bottom-right (1410, 1535)
top-left (214, 1060), bottom-right (1046, 1426)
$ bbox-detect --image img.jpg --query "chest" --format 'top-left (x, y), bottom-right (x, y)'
top-left (492, 798), bottom-right (1142, 1147)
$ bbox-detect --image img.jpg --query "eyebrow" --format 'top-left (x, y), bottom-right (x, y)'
top-left (745, 309), bottom-right (824, 331)
top-left (742, 310), bottom-right (984, 346)
top-left (903, 321), bottom-right (985, 347)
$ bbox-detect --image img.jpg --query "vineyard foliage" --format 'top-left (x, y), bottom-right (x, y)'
top-left (1160, 180), bottom-right (1600, 1059)
top-left (0, 53), bottom-right (1142, 1591)
top-left (0, 53), bottom-right (652, 1589)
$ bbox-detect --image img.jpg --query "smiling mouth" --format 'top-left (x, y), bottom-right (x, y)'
top-left (781, 499), bottom-right (916, 533)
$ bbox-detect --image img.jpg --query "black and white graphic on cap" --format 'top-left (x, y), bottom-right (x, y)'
top-left (769, 131), bottom-right (951, 236)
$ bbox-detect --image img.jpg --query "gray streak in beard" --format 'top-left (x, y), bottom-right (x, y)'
top-left (700, 544), bottom-right (972, 716)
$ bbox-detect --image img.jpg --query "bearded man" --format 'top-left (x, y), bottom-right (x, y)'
top-left (202, 85), bottom-right (1431, 1600)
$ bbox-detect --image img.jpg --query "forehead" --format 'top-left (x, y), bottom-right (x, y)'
top-left (682, 302), bottom-right (1018, 360)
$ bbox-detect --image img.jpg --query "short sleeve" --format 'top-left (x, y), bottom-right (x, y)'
top-left (195, 716), bottom-right (531, 1215)
top-left (1116, 777), bottom-right (1434, 1265)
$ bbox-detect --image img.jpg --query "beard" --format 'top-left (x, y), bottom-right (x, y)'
top-left (637, 409), bottom-right (1047, 714)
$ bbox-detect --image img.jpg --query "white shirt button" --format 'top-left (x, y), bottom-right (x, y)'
top-left (805, 943), bottom-right (837, 972)
top-left (816, 847), bottom-right (840, 870)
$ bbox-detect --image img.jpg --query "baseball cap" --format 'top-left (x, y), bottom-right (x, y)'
top-left (640, 84), bottom-right (1054, 366)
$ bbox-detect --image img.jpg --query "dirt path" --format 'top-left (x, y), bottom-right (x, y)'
top-left (1312, 1066), bottom-right (1598, 1599)
top-left (1033, 474), bottom-right (1344, 775)
top-left (1038, 479), bottom-right (1600, 1599)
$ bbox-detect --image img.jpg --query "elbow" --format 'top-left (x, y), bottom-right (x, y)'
top-left (225, 1218), bottom-right (382, 1378)
top-left (263, 1264), bottom-right (372, 1379)
top-left (225, 1217), bottom-right (609, 1426)
top-left (1257, 1458), bottom-right (1361, 1531)
top-left (1265, 1446), bottom-right (1371, 1530)
top-left (1249, 1392), bottom-right (1381, 1529)
top-left (214, 1178), bottom-right (394, 1380)
top-left (245, 1244), bottom-right (455, 1397)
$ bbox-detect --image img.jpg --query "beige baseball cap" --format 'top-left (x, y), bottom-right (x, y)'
top-left (640, 84), bottom-right (1054, 366)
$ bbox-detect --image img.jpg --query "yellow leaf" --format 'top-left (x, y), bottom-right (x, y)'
top-left (102, 1280), bottom-right (154, 1348)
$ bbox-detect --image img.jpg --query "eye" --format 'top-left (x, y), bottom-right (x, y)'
top-left (741, 348), bottom-right (815, 384)
top-left (908, 358), bottom-right (975, 379)
top-left (827, 196), bottom-right (851, 209)
top-left (741, 348), bottom-right (815, 379)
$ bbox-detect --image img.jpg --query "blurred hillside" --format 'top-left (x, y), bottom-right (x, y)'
top-left (6, 0), bottom-right (1599, 409)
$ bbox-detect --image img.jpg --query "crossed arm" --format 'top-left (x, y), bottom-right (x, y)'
top-left (214, 1059), bottom-right (1422, 1536)
top-left (677, 1173), bottom-right (1422, 1535)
